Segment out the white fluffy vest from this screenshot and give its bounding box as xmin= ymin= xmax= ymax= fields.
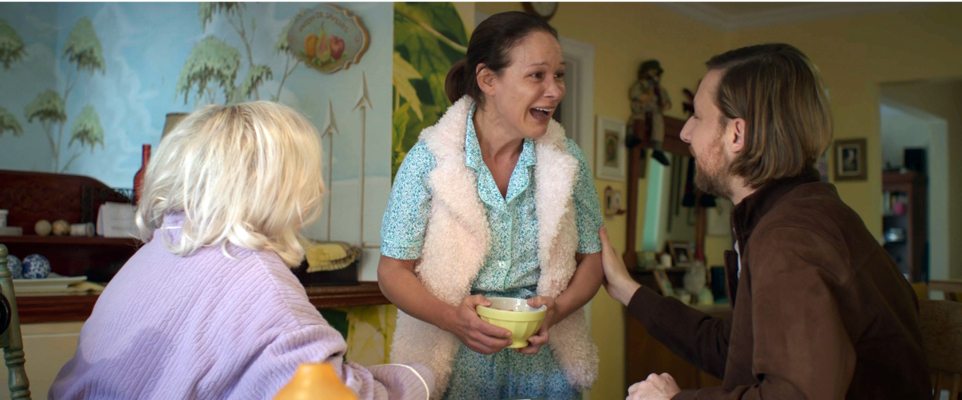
xmin=389 ymin=97 xmax=599 ymax=398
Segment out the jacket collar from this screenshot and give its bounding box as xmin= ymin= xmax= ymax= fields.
xmin=730 ymin=167 xmax=821 ymax=248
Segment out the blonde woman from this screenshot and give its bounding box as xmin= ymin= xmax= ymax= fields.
xmin=51 ymin=102 xmax=433 ymax=400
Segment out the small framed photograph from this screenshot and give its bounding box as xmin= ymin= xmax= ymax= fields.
xmin=669 ymin=241 xmax=692 ymax=267
xmin=834 ymin=138 xmax=867 ymax=181
xmin=595 ymin=115 xmax=627 ymax=182
xmin=603 ymin=186 xmax=625 ymax=217
xmin=653 ymin=269 xmax=674 ymax=297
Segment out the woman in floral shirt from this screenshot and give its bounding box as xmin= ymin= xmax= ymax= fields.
xmin=378 ymin=11 xmax=604 ymax=400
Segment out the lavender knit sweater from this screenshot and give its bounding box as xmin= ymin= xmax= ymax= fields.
xmin=50 ymin=214 xmax=433 ymax=400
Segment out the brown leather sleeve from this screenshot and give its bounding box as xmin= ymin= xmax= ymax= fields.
xmin=627 ymin=285 xmax=732 ymax=379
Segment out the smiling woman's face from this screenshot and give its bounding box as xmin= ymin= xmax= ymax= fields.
xmin=483 ymin=31 xmax=565 ymax=140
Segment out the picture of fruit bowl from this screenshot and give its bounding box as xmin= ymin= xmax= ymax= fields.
xmin=476 ymin=297 xmax=547 ymax=349
xmin=285 ymin=4 xmax=370 ymax=74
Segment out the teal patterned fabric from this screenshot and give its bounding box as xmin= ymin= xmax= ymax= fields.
xmin=443 ymin=345 xmax=580 ymax=400
xmin=380 ymin=105 xmax=602 ymax=399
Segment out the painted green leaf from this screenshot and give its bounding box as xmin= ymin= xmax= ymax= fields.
xmin=24 ymin=90 xmax=66 ymax=124
xmin=199 ymin=2 xmax=241 ymax=30
xmin=394 ymin=15 xmax=454 ymax=91
xmin=63 ymin=17 xmax=105 ymax=75
xmin=345 ymin=305 xmax=397 ymax=366
xmin=176 ymin=36 xmax=241 ymax=104
xmin=392 ymin=102 xmax=411 ymax=154
xmin=319 ymin=308 xmax=349 ymax=340
xmin=392 ymin=2 xmax=467 ymax=179
xmin=0 ymin=19 xmax=27 ymax=69
xmin=395 ymin=3 xmax=467 ymax=52
xmin=69 ymin=104 xmax=104 ymax=151
xmin=275 ymin=19 xmax=294 ymax=53
xmin=392 ymin=52 xmax=423 ymax=121
xmin=236 ymin=64 xmax=273 ymax=103
xmin=0 ymin=107 xmax=23 ymax=137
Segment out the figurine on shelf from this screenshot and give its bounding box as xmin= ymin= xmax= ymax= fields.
xmin=628 ymin=59 xmax=672 ymax=166
xmin=35 ymin=219 xmax=52 ymax=236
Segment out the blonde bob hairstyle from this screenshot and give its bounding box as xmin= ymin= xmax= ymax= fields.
xmin=136 ymin=101 xmax=326 ymax=266
xmin=706 ymin=43 xmax=833 ymax=188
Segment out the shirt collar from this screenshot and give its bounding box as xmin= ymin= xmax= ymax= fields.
xmin=730 ymin=167 xmax=821 ymax=248
xmin=464 ymin=104 xmax=536 ymax=171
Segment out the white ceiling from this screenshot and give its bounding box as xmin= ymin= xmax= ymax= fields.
xmin=656 ymin=2 xmax=935 ymax=31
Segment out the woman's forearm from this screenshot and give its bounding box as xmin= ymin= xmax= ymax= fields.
xmin=552 ymin=252 xmax=604 ymax=324
xmin=377 ymin=255 xmax=455 ymax=331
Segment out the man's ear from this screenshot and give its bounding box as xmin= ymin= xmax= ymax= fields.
xmin=729 ymin=118 xmax=747 ymax=154
xmin=476 ymin=63 xmax=497 ymax=96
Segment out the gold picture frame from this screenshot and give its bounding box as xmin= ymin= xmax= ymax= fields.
xmin=834 ymin=138 xmax=867 ymax=181
xmin=595 ymin=115 xmax=627 ymax=182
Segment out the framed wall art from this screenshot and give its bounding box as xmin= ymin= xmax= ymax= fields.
xmin=834 ymin=138 xmax=867 ymax=181
xmin=595 ymin=115 xmax=627 ymax=182
xmin=669 ymin=241 xmax=692 ymax=267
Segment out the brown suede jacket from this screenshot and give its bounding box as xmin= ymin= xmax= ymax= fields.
xmin=628 ymin=168 xmax=931 ymax=399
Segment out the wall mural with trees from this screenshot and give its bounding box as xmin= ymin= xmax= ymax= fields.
xmin=0 ymin=1 xmax=471 ymax=367
xmin=0 ymin=3 xmax=392 ymax=254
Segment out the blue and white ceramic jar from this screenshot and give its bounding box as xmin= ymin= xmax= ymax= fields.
xmin=22 ymin=254 xmax=50 ymax=279
xmin=5 ymin=254 xmax=22 ymax=279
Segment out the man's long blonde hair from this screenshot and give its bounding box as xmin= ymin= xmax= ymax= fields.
xmin=135 ymin=101 xmax=326 ymax=266
xmin=707 ymin=43 xmax=834 ymax=188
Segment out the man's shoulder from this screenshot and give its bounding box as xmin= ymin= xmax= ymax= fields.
xmin=761 ymin=181 xmax=854 ymax=227
xmin=748 ymin=181 xmax=867 ymax=254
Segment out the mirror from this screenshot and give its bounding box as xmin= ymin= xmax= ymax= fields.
xmin=623 ymin=115 xmax=733 ymax=270
xmin=640 ymin=153 xmax=697 ymax=255
xmin=637 ymin=151 xmax=735 ymax=269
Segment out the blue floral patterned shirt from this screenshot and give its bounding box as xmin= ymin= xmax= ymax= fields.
xmin=381 ymin=106 xmax=603 ymax=296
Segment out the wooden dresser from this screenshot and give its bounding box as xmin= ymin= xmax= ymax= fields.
xmin=626 ymin=269 xmax=730 ymax=392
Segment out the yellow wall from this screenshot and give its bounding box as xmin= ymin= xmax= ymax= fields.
xmin=476 ymin=3 xmax=727 ymax=398
xmin=729 ymin=3 xmax=962 ymax=238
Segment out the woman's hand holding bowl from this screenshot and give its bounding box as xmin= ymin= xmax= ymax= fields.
xmin=445 ymin=294 xmax=513 ymax=355
xmin=515 ymin=296 xmax=555 ymax=354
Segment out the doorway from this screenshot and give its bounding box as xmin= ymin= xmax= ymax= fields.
xmin=879 ymin=98 xmax=948 ymax=282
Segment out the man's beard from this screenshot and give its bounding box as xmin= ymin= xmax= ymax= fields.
xmin=693 ymin=142 xmax=734 ymax=200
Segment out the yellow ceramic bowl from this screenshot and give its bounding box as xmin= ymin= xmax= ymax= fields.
xmin=476 ymin=297 xmax=547 ymax=348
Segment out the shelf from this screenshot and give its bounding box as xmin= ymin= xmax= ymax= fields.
xmin=16 ymin=283 xmax=390 ymax=324
xmin=0 ymin=235 xmax=141 ymax=246
xmin=305 ymin=283 xmax=389 ymax=309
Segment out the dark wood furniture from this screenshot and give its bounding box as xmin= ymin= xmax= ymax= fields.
xmin=0 ymin=170 xmax=140 ymax=278
xmin=626 ymin=269 xmax=729 ymax=392
xmin=919 ymin=300 xmax=962 ymax=400
xmin=12 ymin=283 xmax=388 ymax=324
xmin=882 ymin=170 xmax=927 ymax=282
xmin=0 ymin=169 xmax=390 ymax=324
